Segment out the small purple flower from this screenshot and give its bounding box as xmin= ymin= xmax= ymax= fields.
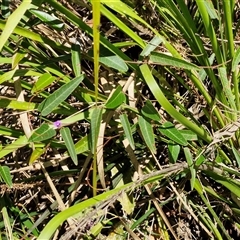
xmin=53 ymin=120 xmax=61 ymax=128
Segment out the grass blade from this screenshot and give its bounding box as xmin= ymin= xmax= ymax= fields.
xmin=60 ymin=127 xmax=78 ymax=165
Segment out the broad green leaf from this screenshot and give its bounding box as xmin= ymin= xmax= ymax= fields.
xmin=60 ymin=127 xmax=78 ymax=165
xmin=105 ymin=85 xmax=126 ymax=109
xmin=73 ymin=135 xmax=89 ymax=155
xmin=71 ymin=44 xmax=81 ymax=77
xmin=0 ymin=135 xmax=28 ymax=158
xmin=90 ymin=107 xmax=103 ymax=153
xmin=29 ymin=148 xmax=45 ymax=165
xmin=0 ymin=166 xmax=12 ymax=187
xmin=29 ymin=9 xmax=64 ymax=30
xmin=29 ymin=124 xmax=56 ymax=142
xmin=149 ymin=52 xmax=199 ymax=70
xmin=138 ymin=116 xmax=156 ymax=154
xmin=0 ymin=0 xmax=31 ymax=52
xmin=184 ymin=147 xmax=195 ymax=191
xmin=140 ymin=35 xmax=162 ymax=57
xmin=195 ymin=153 xmax=206 ymax=166
xmin=88 ymin=47 xmax=128 ymax=72
xmin=38 ymin=75 xmax=84 ymax=116
xmin=120 ymin=113 xmax=135 ymax=150
xmin=141 ymin=100 xmax=161 ymax=122
xmin=232 ymin=47 xmax=240 ymax=72
xmin=159 ymin=122 xmax=188 ymax=146
xmin=179 ymin=130 xmax=198 ymax=141
xmin=31 ymin=73 xmax=56 ymax=94
xmin=168 ymin=142 xmax=180 ymax=164
xmin=232 ymin=146 xmax=240 ymax=168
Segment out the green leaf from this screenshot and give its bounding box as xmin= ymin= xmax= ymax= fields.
xmin=0 ymin=166 xmax=12 ymax=187
xmin=179 ymin=130 xmax=198 ymax=141
xmin=89 ymin=47 xmax=128 ymax=72
xmin=120 ymin=113 xmax=135 ymax=150
xmin=38 ymin=75 xmax=84 ymax=116
xmin=29 ymin=148 xmax=45 ymax=165
xmin=60 ymin=127 xmax=78 ymax=165
xmin=232 ymin=47 xmax=240 ymax=72
xmin=28 ymin=124 xmax=56 ymax=142
xmin=159 ymin=122 xmax=188 ymax=146
xmin=71 ymin=44 xmax=81 ymax=77
xmin=105 ymin=85 xmax=126 ymax=109
xmin=29 ymin=9 xmax=64 ymax=30
xmin=31 ymin=73 xmax=56 ymax=94
xmin=149 ymin=52 xmax=199 ymax=70
xmin=168 ymin=142 xmax=180 ymax=164
xmin=0 ymin=135 xmax=28 ymax=159
xmin=73 ymin=135 xmax=89 ymax=155
xmin=0 ymin=0 xmax=31 ymax=52
xmin=232 ymin=146 xmax=240 ymax=168
xmin=138 ymin=116 xmax=156 ymax=154
xmin=219 ymin=67 xmax=236 ymax=111
xmin=141 ymin=100 xmax=161 ymax=122
xmin=184 ymin=147 xmax=195 ymax=191
xmin=90 ymin=107 xmax=103 ymax=153
xmin=12 ymin=51 xmax=26 ymax=68
xmin=140 ymin=35 xmax=162 ymax=57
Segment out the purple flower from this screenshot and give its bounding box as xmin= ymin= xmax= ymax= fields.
xmin=53 ymin=120 xmax=61 ymax=128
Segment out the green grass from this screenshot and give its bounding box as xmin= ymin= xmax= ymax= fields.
xmin=0 ymin=0 xmax=240 ymax=239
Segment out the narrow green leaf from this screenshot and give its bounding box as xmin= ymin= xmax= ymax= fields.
xmin=149 ymin=52 xmax=199 ymax=70
xmin=232 ymin=47 xmax=240 ymax=72
xmin=29 ymin=9 xmax=64 ymax=30
xmin=60 ymin=127 xmax=78 ymax=165
xmin=232 ymin=146 xmax=240 ymax=168
xmin=38 ymin=75 xmax=84 ymax=116
xmin=159 ymin=122 xmax=188 ymax=146
xmin=71 ymin=44 xmax=81 ymax=77
xmin=90 ymin=107 xmax=103 ymax=153
xmin=31 ymin=73 xmax=56 ymax=94
xmin=0 ymin=135 xmax=28 ymax=158
xmin=139 ymin=64 xmax=212 ymax=143
xmin=138 ymin=116 xmax=156 ymax=154
xmin=204 ymin=0 xmax=219 ymax=19
xmin=120 ymin=113 xmax=135 ymax=150
xmin=184 ymin=147 xmax=196 ymax=191
xmin=29 ymin=148 xmax=45 ymax=165
xmin=219 ymin=67 xmax=236 ymax=111
xmin=105 ymin=85 xmax=126 ymax=109
xmin=141 ymin=100 xmax=161 ymax=122
xmin=28 ymin=124 xmax=56 ymax=142
xmin=0 ymin=166 xmax=12 ymax=187
xmin=12 ymin=51 xmax=26 ymax=68
xmin=0 ymin=0 xmax=31 ymax=52
xmin=37 ymin=182 xmax=133 ymax=239
xmin=168 ymin=142 xmax=180 ymax=164
xmin=140 ymin=35 xmax=162 ymax=57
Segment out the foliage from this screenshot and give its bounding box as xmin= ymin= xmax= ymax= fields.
xmin=0 ymin=0 xmax=240 ymax=239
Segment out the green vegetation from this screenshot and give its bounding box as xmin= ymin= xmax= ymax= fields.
xmin=0 ymin=0 xmax=240 ymax=239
